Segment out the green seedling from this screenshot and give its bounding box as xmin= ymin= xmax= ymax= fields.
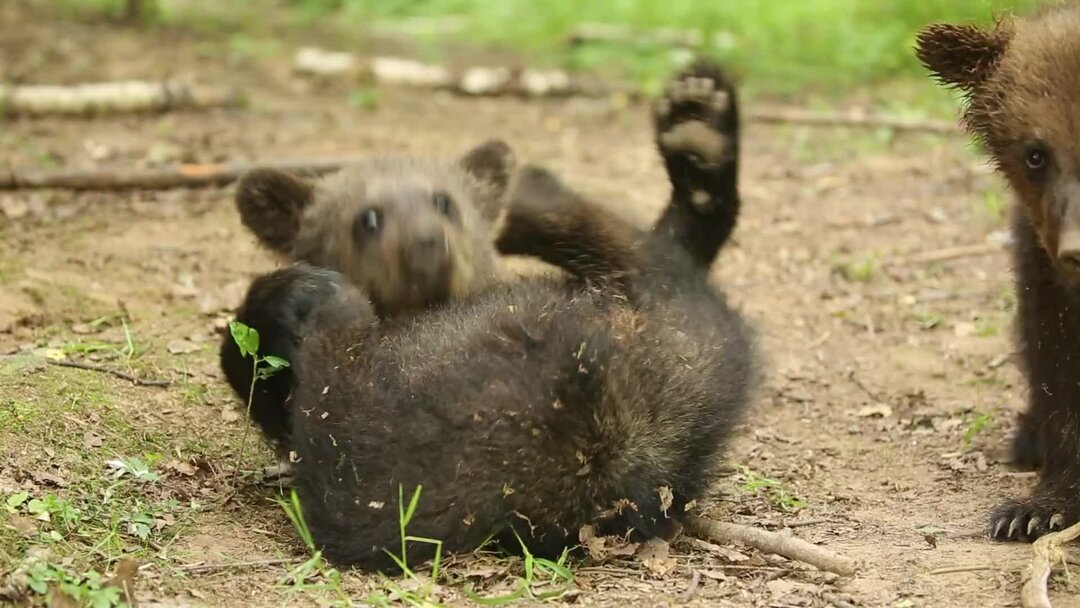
xmin=228 ymin=320 xmax=289 ymax=478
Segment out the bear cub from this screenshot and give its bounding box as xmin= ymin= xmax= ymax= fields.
xmin=917 ymin=3 xmax=1080 ymax=541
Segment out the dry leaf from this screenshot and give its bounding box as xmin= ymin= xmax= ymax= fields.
xmin=855 ymin=403 xmax=892 ymax=418
xmin=657 ymin=485 xmax=674 ymax=515
xmin=106 ymin=557 xmax=139 ymax=606
xmin=167 ymin=339 xmax=200 ymax=355
xmin=83 ymin=432 xmax=103 ymax=449
xmin=164 ymin=460 xmax=198 ymax=477
xmin=7 ymin=514 xmax=36 ymax=537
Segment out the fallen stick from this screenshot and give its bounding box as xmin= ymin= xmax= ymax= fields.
xmin=684 ymin=515 xmax=858 ymax=576
xmin=1021 ymin=521 xmax=1080 ymax=608
xmin=47 ymin=360 xmax=170 ymax=388
xmin=929 ymin=564 xmax=992 ymax=575
xmin=885 ymin=242 xmax=1005 ymax=267
xmin=178 ymin=557 xmax=302 ymax=574
xmin=0 ymin=80 xmax=243 ymax=117
xmin=0 ymin=157 xmax=362 ymax=191
xmin=745 ymin=108 xmax=957 ymax=135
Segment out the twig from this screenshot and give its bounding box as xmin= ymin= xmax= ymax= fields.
xmin=0 ymin=80 xmax=242 ymax=117
xmin=178 ymin=557 xmax=302 ymax=574
xmin=783 ymin=517 xmax=831 ymax=529
xmin=684 ymin=515 xmax=858 ymax=576
xmin=885 ymin=242 xmax=1004 ymax=267
xmin=680 ymin=569 xmax=702 ymax=603
xmin=1021 ymin=521 xmax=1080 ymax=608
xmin=47 ymin=360 xmax=170 ymax=387
xmin=745 ymin=108 xmax=956 ymax=135
xmin=929 ymin=564 xmax=992 ymax=575
xmin=0 ymin=157 xmax=360 ymax=191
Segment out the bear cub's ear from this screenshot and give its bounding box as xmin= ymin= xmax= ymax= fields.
xmin=460 ymin=139 xmax=516 ymax=198
xmin=914 ymin=22 xmax=1011 ymax=91
xmin=235 ymin=168 xmax=316 ymax=255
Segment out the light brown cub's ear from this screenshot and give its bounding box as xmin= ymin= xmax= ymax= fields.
xmin=915 ymin=23 xmax=1011 ymax=91
xmin=235 ymin=168 xmax=315 ymax=255
xmin=460 ymin=139 xmax=516 ymax=197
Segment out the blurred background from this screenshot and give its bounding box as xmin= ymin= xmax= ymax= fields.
xmin=41 ymin=0 xmax=1035 ymax=112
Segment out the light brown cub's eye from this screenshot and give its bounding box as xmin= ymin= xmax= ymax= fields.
xmin=1024 ymin=144 xmax=1050 ymax=172
xmin=433 ymin=192 xmax=453 ymax=216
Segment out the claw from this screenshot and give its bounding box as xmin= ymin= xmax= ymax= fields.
xmin=1050 ymin=513 xmax=1065 ymax=530
xmin=1008 ymin=517 xmax=1023 ymax=539
xmin=1027 ymin=516 xmax=1042 ymax=536
xmin=992 ymin=518 xmax=1008 ymax=538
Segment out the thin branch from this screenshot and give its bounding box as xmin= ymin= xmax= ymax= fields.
xmin=885 ymin=242 xmax=1004 ymax=267
xmin=47 ymin=360 xmax=170 ymax=388
xmin=929 ymin=564 xmax=992 ymax=575
xmin=745 ymin=108 xmax=957 ymax=135
xmin=0 ymin=80 xmax=242 ymax=117
xmin=178 ymin=558 xmax=302 ymax=574
xmin=684 ymin=515 xmax=858 ymax=576
xmin=0 ymin=157 xmax=359 ymax=191
xmin=1021 ymin=521 xmax=1080 ymax=608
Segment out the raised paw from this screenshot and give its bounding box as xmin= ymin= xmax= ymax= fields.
xmin=988 ymin=500 xmax=1073 ymax=542
xmin=653 ymin=60 xmax=739 ymax=204
xmin=650 ymin=58 xmax=742 ymax=267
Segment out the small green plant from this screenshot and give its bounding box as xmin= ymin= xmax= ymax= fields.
xmin=348 ymin=86 xmax=379 ymax=111
xmin=366 ymin=485 xmax=447 ymax=607
xmin=228 ymin=320 xmax=290 ymax=476
xmin=740 ymin=467 xmax=806 ymax=512
xmin=979 ymin=189 xmax=1007 ymax=225
xmin=276 ymin=489 xmax=349 ymax=604
xmin=908 ymin=310 xmax=943 ymax=331
xmin=833 ymin=255 xmax=877 ymax=283
xmin=460 ymin=533 xmax=574 ymax=605
xmin=963 ymin=412 xmax=993 ymax=449
xmin=25 ymin=561 xmax=125 ymax=608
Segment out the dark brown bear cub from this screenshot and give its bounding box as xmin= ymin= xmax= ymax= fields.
xmin=220 ymin=141 xmax=515 ymax=452
xmin=222 ymin=59 xmax=755 ymax=570
xmin=916 ymin=4 xmax=1080 ymax=542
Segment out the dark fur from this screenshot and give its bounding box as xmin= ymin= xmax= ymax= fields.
xmin=916 ymin=2 xmax=1080 ymax=541
xmin=222 ymin=59 xmax=755 ymax=569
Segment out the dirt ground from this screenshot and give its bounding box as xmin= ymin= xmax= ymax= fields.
xmin=2 ymin=5 xmax=1079 ymax=608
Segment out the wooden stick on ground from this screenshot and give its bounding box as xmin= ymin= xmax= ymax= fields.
xmin=684 ymin=515 xmax=858 ymax=576
xmin=47 ymin=360 xmax=170 ymax=388
xmin=745 ymin=108 xmax=957 ymax=135
xmin=1021 ymin=521 xmax=1080 ymax=608
xmin=0 ymin=80 xmax=243 ymax=117
xmin=0 ymin=157 xmax=365 ymax=191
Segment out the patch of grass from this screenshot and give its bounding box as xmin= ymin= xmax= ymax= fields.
xmin=739 ymin=467 xmax=806 ymax=512
xmin=832 ymin=254 xmax=878 ymax=283
xmin=907 ymin=310 xmax=943 ymax=331
xmin=978 ymin=189 xmax=1007 ymax=225
xmin=963 ymin=412 xmax=993 ymax=449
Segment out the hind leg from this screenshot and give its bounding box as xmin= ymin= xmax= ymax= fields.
xmin=652 ymin=59 xmax=741 ymax=267
xmin=220 ymin=263 xmax=376 ymax=480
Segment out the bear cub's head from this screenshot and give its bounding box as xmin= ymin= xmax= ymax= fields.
xmin=235 ymin=140 xmax=515 ymax=316
xmin=917 ymin=5 xmax=1080 ymax=280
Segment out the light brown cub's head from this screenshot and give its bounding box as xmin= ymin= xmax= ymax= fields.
xmin=235 ymin=140 xmax=515 ymax=316
xmin=916 ymin=4 xmax=1080 ymax=277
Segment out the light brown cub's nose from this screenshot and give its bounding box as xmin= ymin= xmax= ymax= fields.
xmin=1058 ymin=230 xmax=1080 ymax=273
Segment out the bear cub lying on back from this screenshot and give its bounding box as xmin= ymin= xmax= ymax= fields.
xmin=220 ymin=59 xmax=756 ymax=570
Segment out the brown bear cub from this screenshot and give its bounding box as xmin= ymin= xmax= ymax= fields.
xmin=221 ymin=58 xmax=754 ymax=570
xmin=917 ymin=4 xmax=1080 ymax=542
xmin=220 ymin=140 xmax=515 ymax=452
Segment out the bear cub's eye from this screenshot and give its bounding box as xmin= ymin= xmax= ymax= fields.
xmin=433 ymin=192 xmax=454 ymax=216
xmin=1024 ymin=143 xmax=1051 ymax=174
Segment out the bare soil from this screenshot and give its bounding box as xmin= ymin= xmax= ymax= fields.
xmin=2 ymin=5 xmax=1078 ymax=608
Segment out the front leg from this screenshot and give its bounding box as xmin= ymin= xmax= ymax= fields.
xmin=494 ymin=165 xmax=643 ymax=290
xmin=989 ymin=408 xmax=1080 ymax=541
